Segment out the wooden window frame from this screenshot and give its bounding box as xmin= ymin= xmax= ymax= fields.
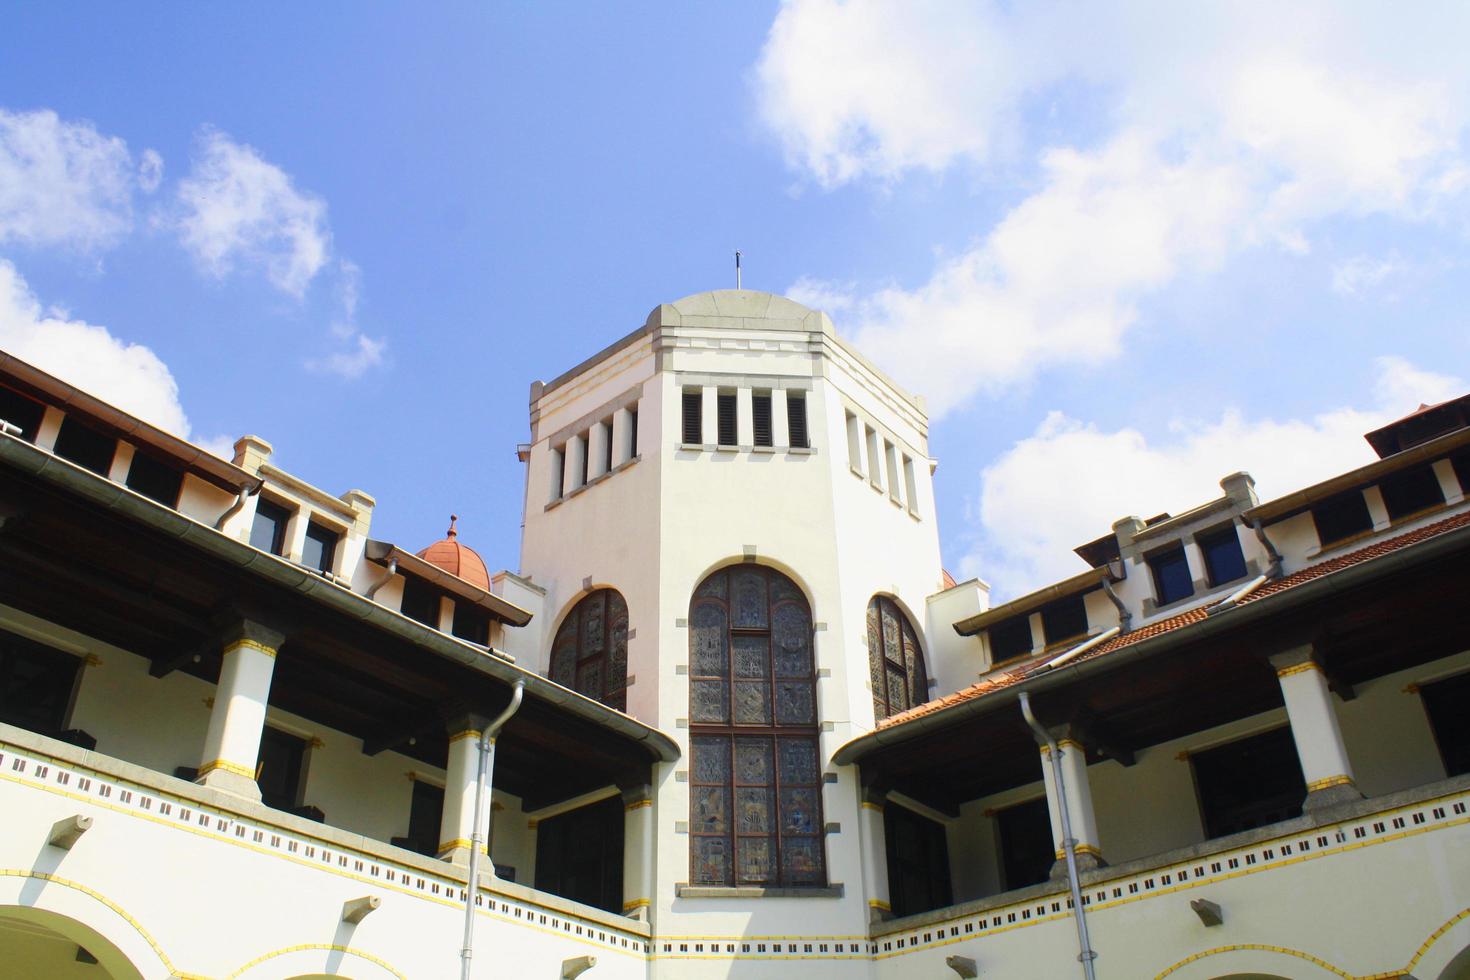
xmin=866 ymin=595 xmax=930 ymax=721
xmin=689 ymin=566 xmax=826 ymax=888
xmin=548 ymin=589 xmax=629 ymax=711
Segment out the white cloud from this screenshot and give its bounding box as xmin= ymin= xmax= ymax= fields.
xmin=0 ymin=108 xmax=140 ymax=251
xmin=962 ymin=357 xmax=1466 ymax=594
xmin=0 ymin=259 xmax=190 ymax=435
xmin=759 ymin=2 xmax=1470 ymax=416
xmin=1331 ymin=255 xmax=1405 ymax=296
xmin=304 ymin=259 xmax=387 ymax=379
xmin=137 ymin=148 xmax=164 ymax=193
xmin=175 ymin=129 xmax=330 ymax=297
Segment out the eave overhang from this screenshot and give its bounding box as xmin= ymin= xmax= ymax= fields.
xmin=953 ymin=564 xmax=1120 ymax=637
xmin=364 ymin=540 xmax=533 ymax=627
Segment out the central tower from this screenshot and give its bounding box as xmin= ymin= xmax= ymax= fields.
xmin=515 ymin=289 xmax=944 ymax=959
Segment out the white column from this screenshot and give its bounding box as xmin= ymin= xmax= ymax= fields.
xmin=35 ymin=406 xmax=63 ymax=452
xmin=1362 ymin=486 xmax=1390 ymax=529
xmin=622 ymin=785 xmax=655 ymax=922
xmin=1039 ymin=735 xmax=1105 ymax=873
xmin=197 ymin=621 xmax=284 ymax=801
xmin=736 ymin=388 xmax=754 ymax=447
xmin=107 ymin=442 xmax=135 ymax=484
xmin=439 ymin=714 xmax=490 ymax=864
xmin=700 ymin=386 xmax=718 ymax=446
xmin=565 ymin=432 xmax=587 ymax=492
xmin=612 ymin=407 xmax=634 ymax=467
xmin=1270 ymin=645 xmax=1361 ymax=808
xmin=1433 ymin=458 xmax=1463 ymax=503
xmin=587 ymin=420 xmax=610 ymax=480
xmin=859 ymin=792 xmax=892 ymax=921
xmin=772 ymin=389 xmax=790 ymax=449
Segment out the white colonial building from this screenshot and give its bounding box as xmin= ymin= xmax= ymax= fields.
xmin=0 ymin=291 xmax=1467 ymax=979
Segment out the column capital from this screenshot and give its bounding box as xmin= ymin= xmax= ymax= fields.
xmin=220 ymin=618 xmax=286 ymax=656
xmin=443 ymin=710 xmax=492 ymax=740
xmin=1268 ymin=642 xmax=1318 ymax=675
xmin=621 ymin=784 xmax=654 ymax=809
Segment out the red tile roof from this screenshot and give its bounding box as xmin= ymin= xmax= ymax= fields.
xmin=879 ymin=508 xmax=1470 ymax=731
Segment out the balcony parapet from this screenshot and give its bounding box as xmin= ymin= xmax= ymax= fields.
xmin=872 ymin=772 xmax=1470 ymax=954
xmin=0 ymin=723 xmax=651 ymax=956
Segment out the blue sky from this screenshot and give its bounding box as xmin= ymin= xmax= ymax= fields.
xmin=2 ymin=2 xmax=1468 ymax=597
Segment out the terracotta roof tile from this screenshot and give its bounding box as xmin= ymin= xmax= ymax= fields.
xmin=878 ymin=508 xmax=1470 ymax=731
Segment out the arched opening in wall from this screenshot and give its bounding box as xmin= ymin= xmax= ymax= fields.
xmin=0 ymin=906 xmax=145 ymax=980
xmin=688 ymin=563 xmax=825 ymax=888
xmin=867 ymin=595 xmax=929 ymax=721
xmin=1440 ymin=945 xmax=1470 ymax=980
xmin=548 ymin=588 xmax=629 ymax=711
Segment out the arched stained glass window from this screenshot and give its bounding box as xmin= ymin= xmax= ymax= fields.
xmin=688 ymin=565 xmax=825 ymax=888
xmin=549 ymin=589 xmax=629 ymax=711
xmin=867 ymin=596 xmax=929 ymax=721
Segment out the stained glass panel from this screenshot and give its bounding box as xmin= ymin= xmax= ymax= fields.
xmin=692 ymin=736 xmax=731 ymax=783
xmin=882 ymin=605 xmax=901 ymax=664
xmin=779 ymin=788 xmax=819 ymax=834
xmin=583 ymin=591 xmax=607 ymax=653
xmin=733 ymin=636 xmax=769 ymax=678
xmin=735 ymin=737 xmax=772 ymax=784
xmin=773 ymin=604 xmax=811 ymax=677
xmin=886 ymin=669 xmax=908 ymax=714
xmin=780 ymin=839 xmax=823 ymax=884
xmin=695 ymin=569 xmax=727 ymax=600
xmin=734 ymin=680 xmax=771 ymax=725
xmin=775 ymin=681 xmax=815 ymax=725
xmin=733 ymin=569 xmax=769 ymax=629
xmin=577 ymin=660 xmax=604 ymax=701
xmin=692 ymin=787 xmax=729 ymax=834
xmin=690 ymin=602 xmax=729 ymax=676
xmin=692 ymin=679 xmax=730 ymax=723
xmin=551 ymin=635 xmax=577 ymax=687
xmin=778 ymin=738 xmax=819 ymax=784
xmin=736 ymin=787 xmax=772 ymax=833
xmin=737 ymin=836 xmax=775 ymax=884
xmin=693 ymin=837 xmax=730 ymax=886
xmin=770 ymin=574 xmax=801 ymax=604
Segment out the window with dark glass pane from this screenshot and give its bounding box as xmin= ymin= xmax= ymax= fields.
xmin=534 ymin=795 xmax=624 ymax=913
xmin=0 ymin=631 xmax=82 ymax=736
xmin=1147 ymin=546 xmax=1193 ymax=606
xmin=1198 ymin=524 xmax=1247 ymax=587
xmin=249 ymin=499 xmax=291 ymax=556
xmin=578 ymin=434 xmax=590 ymax=487
xmin=885 ymin=802 xmax=952 ymax=916
xmin=1452 ymin=450 xmax=1470 ymax=498
xmin=1379 ymin=464 xmax=1444 ymax=521
xmin=995 ymin=796 xmax=1053 ymax=890
xmin=452 ymin=602 xmax=490 ymax=646
xmin=548 ymin=589 xmax=629 ymax=711
xmin=682 ymin=388 xmax=703 ymax=444
xmin=124 ymin=451 xmax=183 ymax=507
xmin=752 ymin=392 xmax=773 ymax=447
xmin=1040 ymin=594 xmax=1088 ymax=646
xmin=53 ymin=415 xmax=115 ymax=475
xmin=300 ymin=521 xmax=339 ymax=574
xmin=866 ymin=596 xmax=930 ymax=721
xmin=1311 ymin=491 xmax=1372 ymax=547
xmin=400 ymin=779 xmax=444 ymax=856
xmin=629 ymin=407 xmax=639 ymax=457
xmin=1191 ymin=727 xmax=1305 ymax=838
xmin=0 ymin=385 xmax=45 ymax=442
xmin=1421 ymin=670 xmax=1470 ymax=778
xmin=256 ymin=726 xmax=307 ymax=811
xmin=399 ymin=577 xmax=441 ymax=628
xmin=786 ymin=393 xmax=809 ymax=449
xmin=988 ymin=616 xmax=1033 ymax=664
xmin=688 ymin=565 xmax=824 ymax=887
xmin=602 ymin=417 xmax=614 ymax=474
xmin=717 ymin=391 xmax=738 ymax=446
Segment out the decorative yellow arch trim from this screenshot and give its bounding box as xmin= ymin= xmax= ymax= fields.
xmin=227 ymin=943 xmax=409 ymax=980
xmin=1153 ymin=943 xmax=1353 ymax=979
xmin=0 ymin=869 xmax=177 ymax=975
xmin=1402 ymin=905 xmax=1470 ymax=975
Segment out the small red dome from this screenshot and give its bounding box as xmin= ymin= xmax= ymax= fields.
xmin=417 ymin=515 xmax=490 ymax=591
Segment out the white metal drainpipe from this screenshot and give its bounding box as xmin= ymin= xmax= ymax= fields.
xmin=1019 ymin=691 xmax=1098 ymax=980
xmin=461 ymin=679 xmax=525 ymax=980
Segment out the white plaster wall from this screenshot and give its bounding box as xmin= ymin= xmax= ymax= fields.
xmin=175 ymin=474 xmax=235 ymax=526
xmin=924 ymin=581 xmax=988 ymax=698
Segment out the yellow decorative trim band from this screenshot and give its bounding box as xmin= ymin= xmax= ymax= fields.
xmin=1307 ymin=774 xmax=1355 ymax=792
xmin=1275 ymin=660 xmax=1320 ymax=678
xmin=226 ymin=943 xmax=409 ymax=980
xmin=436 ymin=838 xmax=489 ymax=855
xmin=867 ymin=899 xmax=891 ymax=911
xmin=197 ymin=758 xmax=257 ymax=780
xmin=623 ymin=898 xmax=651 ymax=911
xmin=1054 ymin=844 xmax=1103 ymax=859
xmin=527 ymin=818 xmax=539 ymax=830
xmin=1057 ymin=738 xmax=1085 ymax=752
xmin=625 ymin=799 xmax=653 ymax=812
xmin=224 ymin=638 xmax=277 ymax=659
xmin=861 ymin=801 xmax=884 ymax=812
xmin=448 ymin=729 xmax=483 ymax=744
xmin=0 ymin=870 xmax=178 ymax=975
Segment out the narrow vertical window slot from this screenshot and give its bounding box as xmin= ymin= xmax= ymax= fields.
xmin=717 ymin=391 xmax=738 ymax=447
xmin=885 ymin=441 xmax=902 ymax=504
xmin=753 ymin=392 xmax=773 ymax=447
xmin=682 ymin=388 xmax=703 ymax=445
xmin=903 ymin=456 xmax=919 ymax=516
xmin=845 ymin=412 xmax=862 ymax=473
xmin=787 ymin=393 xmax=809 ymax=449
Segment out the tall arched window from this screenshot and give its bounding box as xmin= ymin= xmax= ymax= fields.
xmin=688 ymin=565 xmax=825 ymax=887
xmin=549 ymin=589 xmax=629 ymax=711
xmin=867 ymin=596 xmax=929 ymax=721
